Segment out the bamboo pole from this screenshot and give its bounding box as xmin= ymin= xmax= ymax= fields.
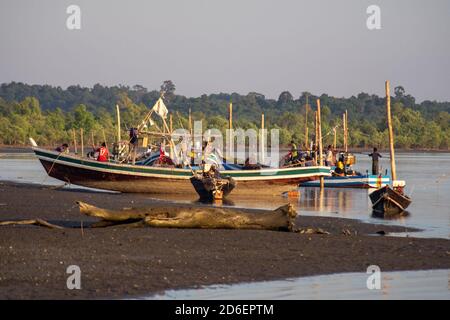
xmin=229 ymin=101 xmax=233 ymax=130
xmin=80 ymin=128 xmax=84 ymax=158
xmin=116 ymin=104 xmax=121 ymax=143
xmin=333 ymin=127 xmax=337 ymax=150
xmin=314 ymin=111 xmax=318 ymax=162
xmin=342 ymin=113 xmax=346 ymax=151
xmin=385 ymin=80 xmax=397 ymax=181
xmin=304 ymin=104 xmax=308 ymax=150
xmin=228 ymin=101 xmax=233 ymax=160
xmin=345 ymin=109 xmax=348 ymax=152
xmin=72 ymin=129 xmax=78 ymax=155
xmin=91 ymin=131 xmax=95 ymax=147
xmin=261 ymin=113 xmax=265 ymax=164
xmin=317 ymin=99 xmax=324 ymax=189
xmin=169 ymin=113 xmax=173 ymax=133
xmin=102 ymin=129 xmax=107 ymax=146
xmin=188 ymin=108 xmax=192 ymax=136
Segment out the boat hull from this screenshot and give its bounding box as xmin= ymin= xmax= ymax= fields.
xmin=299 ymin=174 xmax=390 ymax=188
xmin=34 ymin=148 xmax=330 ymax=196
xmin=369 ymin=185 xmax=412 ymax=216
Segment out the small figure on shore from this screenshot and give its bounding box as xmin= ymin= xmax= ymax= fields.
xmin=96 ymin=142 xmax=109 ymax=162
xmin=325 ymin=145 xmax=334 ymax=166
xmin=369 ymin=147 xmax=382 ymax=175
xmin=55 ymin=143 xmax=69 ymax=154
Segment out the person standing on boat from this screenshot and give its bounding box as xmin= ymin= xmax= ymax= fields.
xmin=96 ymin=142 xmax=109 ymax=162
xmin=129 ymin=127 xmax=138 ymax=165
xmin=325 ymin=145 xmax=334 ymax=166
xmin=290 ymin=140 xmax=298 ymax=161
xmin=368 ymin=147 xmax=382 ymax=175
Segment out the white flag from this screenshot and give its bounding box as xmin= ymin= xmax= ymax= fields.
xmin=152 ymin=98 xmax=168 ymax=119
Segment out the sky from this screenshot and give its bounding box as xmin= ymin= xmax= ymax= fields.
xmin=0 ymin=0 xmax=449 ymax=102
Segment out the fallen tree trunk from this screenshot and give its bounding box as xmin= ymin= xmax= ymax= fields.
xmin=78 ymin=201 xmax=297 ymax=231
xmin=0 ymin=219 xmax=64 ymax=229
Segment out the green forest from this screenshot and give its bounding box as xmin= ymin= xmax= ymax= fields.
xmin=0 ymin=81 xmax=449 ymax=150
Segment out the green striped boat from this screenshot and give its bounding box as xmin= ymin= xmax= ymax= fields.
xmin=32 ymin=147 xmax=331 ymax=196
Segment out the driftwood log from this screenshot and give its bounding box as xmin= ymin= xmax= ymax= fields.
xmin=0 ymin=219 xmax=63 ymax=229
xmin=78 ymin=201 xmax=297 ymax=231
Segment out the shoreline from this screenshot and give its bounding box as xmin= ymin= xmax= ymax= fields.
xmin=0 ymin=181 xmax=449 ymax=299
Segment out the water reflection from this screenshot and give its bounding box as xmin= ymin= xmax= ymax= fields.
xmin=371 ymin=210 xmax=410 ymax=220
xmin=147 ymin=269 xmax=450 ymax=300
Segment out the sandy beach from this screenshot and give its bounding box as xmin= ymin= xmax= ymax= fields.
xmin=0 ymin=181 xmax=449 ymax=299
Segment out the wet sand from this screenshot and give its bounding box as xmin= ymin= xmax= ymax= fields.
xmin=0 ymin=181 xmax=449 ymax=299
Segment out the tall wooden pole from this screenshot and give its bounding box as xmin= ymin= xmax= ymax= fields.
xmin=385 ymin=80 xmax=397 ymax=181
xmin=169 ymin=113 xmax=173 ymax=133
xmin=333 ymin=127 xmax=337 ymax=150
xmin=228 ymin=101 xmax=233 ymax=160
xmin=91 ymin=131 xmax=95 ymax=147
xmin=188 ymin=108 xmax=192 ymax=136
xmin=116 ymin=104 xmax=121 ymax=143
xmin=314 ymin=111 xmax=318 ymax=163
xmin=80 ymin=128 xmax=84 ymax=158
xmin=261 ymin=113 xmax=265 ymax=164
xmin=342 ymin=113 xmax=346 ymax=151
xmin=317 ymin=99 xmax=324 ymax=189
xmin=345 ymin=109 xmax=348 ymax=152
xmin=304 ymin=105 xmax=308 ymax=150
xmin=102 ymin=129 xmax=107 ymax=146
xmin=72 ymin=129 xmax=78 ymax=155
xmin=229 ymin=101 xmax=233 ymax=130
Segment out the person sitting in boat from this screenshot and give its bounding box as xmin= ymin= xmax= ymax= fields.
xmin=55 ymin=143 xmax=69 ymax=154
xmin=334 ymin=160 xmax=345 ymax=176
xmin=368 ymin=147 xmax=382 ymax=175
xmin=325 ymin=145 xmax=334 ymax=166
xmin=95 ymin=142 xmax=109 ymax=162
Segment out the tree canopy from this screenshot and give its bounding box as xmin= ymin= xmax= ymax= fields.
xmin=0 ymin=82 xmax=448 ymax=149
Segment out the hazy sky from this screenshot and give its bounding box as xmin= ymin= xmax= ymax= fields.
xmin=1 ymin=0 xmax=449 ymax=101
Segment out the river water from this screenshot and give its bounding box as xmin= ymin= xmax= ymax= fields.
xmin=3 ymin=152 xmax=447 ymax=238
xmin=149 ymin=269 xmax=450 ymax=300
xmin=1 ymin=151 xmax=449 ymax=299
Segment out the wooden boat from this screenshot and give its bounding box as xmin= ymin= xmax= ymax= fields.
xmin=32 ymin=147 xmax=331 ymax=196
xmin=190 ymin=175 xmax=236 ymax=201
xmin=369 ymin=185 xmax=412 ymax=216
xmin=299 ymin=173 xmax=389 ymax=188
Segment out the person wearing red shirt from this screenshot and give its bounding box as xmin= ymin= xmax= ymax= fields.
xmin=96 ymin=142 xmax=109 ymax=162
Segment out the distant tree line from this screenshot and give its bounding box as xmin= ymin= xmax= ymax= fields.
xmin=0 ymin=82 xmax=449 ymax=150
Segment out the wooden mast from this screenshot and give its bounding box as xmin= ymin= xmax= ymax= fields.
xmin=80 ymin=128 xmax=84 ymax=158
xmin=317 ymin=99 xmax=324 ymax=189
xmin=342 ymin=112 xmax=346 ymax=152
xmin=228 ymin=100 xmax=233 ymax=160
xmin=333 ymin=127 xmax=337 ymax=150
xmin=72 ymin=129 xmax=78 ymax=155
xmin=188 ymin=108 xmax=192 ymax=136
xmin=229 ymin=100 xmax=233 ymax=130
xmin=385 ymin=80 xmax=397 ymax=181
xmin=261 ymin=113 xmax=265 ymax=164
xmin=345 ymin=109 xmax=348 ymax=152
xmin=304 ymin=95 xmax=309 ymax=150
xmin=116 ymin=104 xmax=121 ymax=143
xmin=314 ymin=111 xmax=318 ymax=163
